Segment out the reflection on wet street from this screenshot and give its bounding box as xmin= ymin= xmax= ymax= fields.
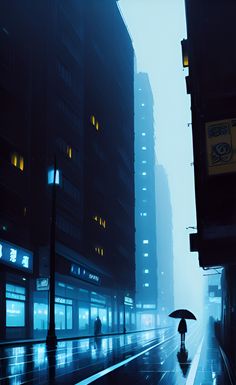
xmin=0 ymin=325 xmax=232 ymax=384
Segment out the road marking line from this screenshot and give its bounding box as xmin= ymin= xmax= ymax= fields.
xmin=186 ymin=337 xmax=204 ymax=385
xmin=75 ymin=334 xmax=175 ymax=385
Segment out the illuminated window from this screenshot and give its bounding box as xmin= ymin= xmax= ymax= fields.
xmin=11 ymin=153 xmax=17 ymax=167
xmin=142 ymin=161 xmax=147 ymax=164
xmin=142 ymin=133 xmax=146 ymax=136
xmin=181 ymin=39 xmax=189 ymax=68
xmin=95 ymin=247 xmax=104 ymax=256
xmin=11 ymin=153 xmax=24 ymax=171
xmin=142 ymin=187 xmax=147 ymax=191
xmin=6 ymin=284 xmax=26 ymax=327
xmin=19 ymin=156 xmax=24 ymax=171
xmin=90 ymin=115 xmax=100 ymax=131
xmin=143 ymin=240 xmax=149 ymax=244
xmin=93 ymin=215 xmax=106 ymax=229
xmin=141 ymin=103 xmax=145 ymax=107
xmin=144 ymin=283 xmax=149 ymax=287
xmin=142 ymin=146 xmax=147 ymax=150
xmin=144 ymin=269 xmax=149 ymax=274
xmin=67 ymin=145 xmax=72 ymax=159
xmin=142 ymin=172 xmax=147 ymax=176
xmin=143 ymin=253 xmax=149 ymax=257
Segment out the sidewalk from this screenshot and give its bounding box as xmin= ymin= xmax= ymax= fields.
xmin=0 ymin=326 xmax=170 ymax=348
xmin=191 ymin=323 xmax=235 ymax=385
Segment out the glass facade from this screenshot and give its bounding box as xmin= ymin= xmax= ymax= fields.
xmin=34 ymin=303 xmax=48 ymax=330
xmin=6 ymin=284 xmax=26 ymax=327
xmin=78 ymin=308 xmax=89 ymax=331
xmin=55 ymin=297 xmax=73 ymax=330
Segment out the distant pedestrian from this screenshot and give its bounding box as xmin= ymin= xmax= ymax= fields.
xmin=178 ymin=318 xmax=187 ymax=346
xmin=94 ymin=316 xmax=102 ymax=336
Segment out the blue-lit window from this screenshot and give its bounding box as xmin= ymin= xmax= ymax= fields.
xmin=143 ymin=240 xmax=149 ymax=244
xmin=142 ymin=172 xmax=147 ymax=176
xmin=34 ymin=303 xmax=48 ymax=330
xmin=142 ymin=146 xmax=147 ymax=150
xmin=6 ymin=284 xmax=26 ymax=327
xmin=48 ymin=168 xmax=60 ymax=185
xmin=55 ymin=297 xmax=72 ymax=330
xmin=144 ymin=283 xmax=150 ymax=287
xmin=142 ymin=133 xmax=146 ymax=136
xmin=143 ymin=253 xmax=149 ymax=257
xmin=79 ymin=307 xmax=89 ymax=331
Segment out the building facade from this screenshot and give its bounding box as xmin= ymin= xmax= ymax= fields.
xmin=183 ymin=0 xmax=236 ymax=372
xmin=0 ymin=0 xmax=135 ymax=341
xmin=155 ymin=164 xmax=174 ymax=325
xmin=134 ymin=72 xmax=158 ymax=329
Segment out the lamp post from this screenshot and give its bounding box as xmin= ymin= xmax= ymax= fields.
xmin=46 ymin=157 xmax=59 ymax=348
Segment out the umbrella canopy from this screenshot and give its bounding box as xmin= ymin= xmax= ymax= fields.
xmin=169 ymin=309 xmax=197 ymax=320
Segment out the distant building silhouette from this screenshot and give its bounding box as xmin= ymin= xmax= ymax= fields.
xmin=155 ymin=165 xmax=174 ymax=325
xmin=134 ymin=72 xmax=158 ymax=329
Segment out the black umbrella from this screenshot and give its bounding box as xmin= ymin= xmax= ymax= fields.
xmin=169 ymin=309 xmax=197 ymax=320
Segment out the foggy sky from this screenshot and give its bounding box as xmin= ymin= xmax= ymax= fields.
xmin=119 ymin=0 xmax=204 ymax=319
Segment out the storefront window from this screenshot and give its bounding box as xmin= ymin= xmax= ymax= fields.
xmin=108 ymin=308 xmax=112 ymax=328
xmin=55 ymin=303 xmax=65 ymax=330
xmin=67 ymin=305 xmax=72 ymax=330
xmin=55 ymin=297 xmax=72 ymax=330
xmin=6 ymin=284 xmax=25 ymax=327
xmin=78 ymin=307 xmax=89 ymax=331
xmin=34 ymin=303 xmax=48 ymax=330
xmin=98 ymin=308 xmax=107 ymax=332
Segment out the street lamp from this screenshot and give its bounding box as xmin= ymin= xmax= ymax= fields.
xmin=46 ymin=157 xmax=60 ymax=348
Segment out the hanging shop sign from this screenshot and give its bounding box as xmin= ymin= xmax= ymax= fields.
xmin=124 ymin=296 xmax=133 ymax=306
xmin=36 ymin=278 xmax=49 ymax=291
xmin=206 ymin=118 xmax=236 ymax=175
xmin=0 ymin=239 xmax=33 ymax=272
xmin=70 ymin=263 xmax=101 ymax=285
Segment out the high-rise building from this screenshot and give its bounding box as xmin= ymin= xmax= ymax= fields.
xmin=0 ymin=0 xmax=135 ymax=341
xmin=155 ymin=164 xmax=174 ymax=325
xmin=134 ymin=72 xmax=158 ymax=329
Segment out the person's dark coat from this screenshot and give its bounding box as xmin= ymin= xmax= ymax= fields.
xmin=178 ymin=318 xmax=187 ymax=334
xmin=94 ymin=316 xmax=102 ymax=336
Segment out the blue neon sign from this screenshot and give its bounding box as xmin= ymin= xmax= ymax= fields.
xmin=70 ymin=263 xmax=101 ymax=285
xmin=0 ymin=239 xmax=33 ymax=272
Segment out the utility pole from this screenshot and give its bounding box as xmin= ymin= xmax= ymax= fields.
xmin=46 ymin=157 xmax=58 ymax=348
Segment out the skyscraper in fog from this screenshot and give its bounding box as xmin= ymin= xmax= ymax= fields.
xmin=134 ymin=72 xmax=158 ymax=329
xmin=155 ymin=164 xmax=174 ymax=325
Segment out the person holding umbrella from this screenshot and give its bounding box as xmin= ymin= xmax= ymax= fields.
xmin=169 ymin=309 xmax=196 ymax=347
xmin=178 ymin=318 xmax=187 ymax=347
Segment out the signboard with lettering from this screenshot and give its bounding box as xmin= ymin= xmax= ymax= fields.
xmin=0 ymin=239 xmax=33 ymax=272
xmin=124 ymin=296 xmax=133 ymax=306
xmin=36 ymin=278 xmax=49 ymax=291
xmin=70 ymin=263 xmax=101 ymax=285
xmin=206 ymin=118 xmax=236 ymax=175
